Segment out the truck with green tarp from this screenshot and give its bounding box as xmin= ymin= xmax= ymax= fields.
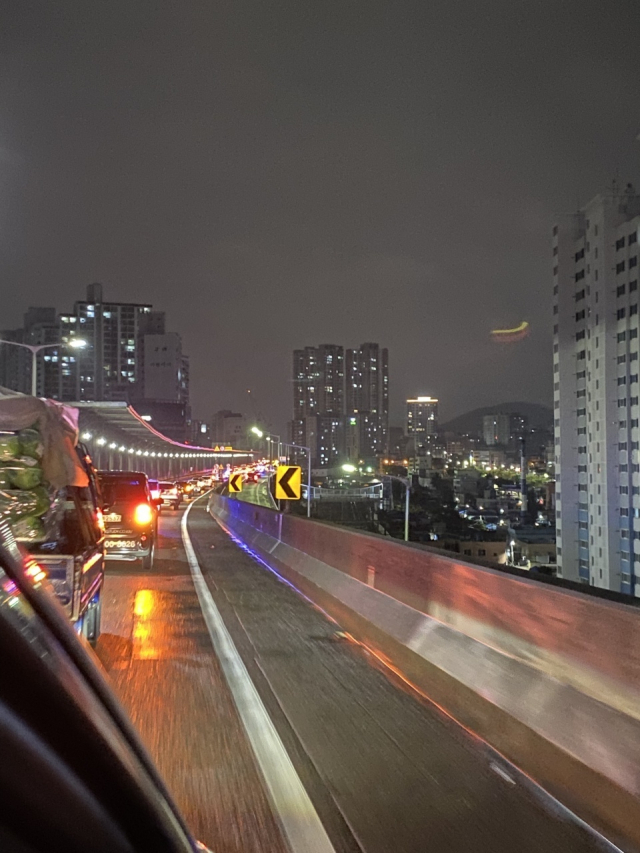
xmin=0 ymin=394 xmax=105 ymax=644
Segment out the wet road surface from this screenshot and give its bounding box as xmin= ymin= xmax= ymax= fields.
xmin=97 ymin=500 xmax=621 ymax=853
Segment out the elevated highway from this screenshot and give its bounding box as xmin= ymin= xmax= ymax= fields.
xmin=72 ymin=401 xmax=253 ymax=476
xmin=95 ymin=492 xmax=639 ymax=852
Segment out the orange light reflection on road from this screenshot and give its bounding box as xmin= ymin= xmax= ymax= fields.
xmin=133 ymin=589 xmax=159 ymax=659
xmin=134 ymin=588 xmax=155 ymax=618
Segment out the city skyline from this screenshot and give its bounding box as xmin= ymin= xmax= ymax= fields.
xmin=2 ymin=5 xmax=639 ymax=431
xmin=0 ymin=7 xmax=639 ymax=849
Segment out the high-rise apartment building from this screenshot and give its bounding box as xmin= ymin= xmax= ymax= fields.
xmin=406 ymin=395 xmax=439 ymax=472
xmin=290 ymin=341 xmax=389 ymax=466
xmin=59 ymin=283 xmax=156 ymax=401
xmin=345 ymin=342 xmax=389 ymax=459
xmin=292 ymin=344 xmax=345 ymax=465
xmin=406 ymin=396 xmax=438 ymax=446
xmin=1 ymin=286 xmax=189 ymax=439
xmin=483 ymin=413 xmax=511 ymax=446
xmin=0 ymin=307 xmax=62 ymax=397
xmin=554 ymin=183 xmax=640 ymax=596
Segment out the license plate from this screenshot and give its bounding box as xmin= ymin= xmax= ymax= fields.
xmin=105 ymin=539 xmax=136 ymax=549
xmin=104 ymin=513 xmax=122 ymax=522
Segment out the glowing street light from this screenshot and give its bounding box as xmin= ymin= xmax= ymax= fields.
xmin=0 ymin=337 xmax=87 ymax=396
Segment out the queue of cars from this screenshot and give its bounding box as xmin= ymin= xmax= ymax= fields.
xmin=97 ymin=473 xmax=216 ymax=568
xmin=0 ymin=399 xmax=217 ymax=849
xmin=0 ymin=483 xmax=213 ymax=853
xmin=222 ymin=461 xmax=273 ymax=484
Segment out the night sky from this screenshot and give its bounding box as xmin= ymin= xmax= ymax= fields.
xmin=1 ymin=2 xmax=639 ymax=431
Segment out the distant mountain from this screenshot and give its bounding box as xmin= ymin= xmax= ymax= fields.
xmin=441 ymin=402 xmax=553 ymax=436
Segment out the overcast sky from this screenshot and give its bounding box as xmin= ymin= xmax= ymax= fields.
xmin=1 ymin=1 xmax=639 ymax=431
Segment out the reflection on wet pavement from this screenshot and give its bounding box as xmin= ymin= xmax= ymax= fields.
xmin=96 ymin=512 xmax=288 ymax=853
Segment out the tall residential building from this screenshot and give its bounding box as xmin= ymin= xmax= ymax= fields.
xmin=59 ymin=283 xmax=155 ymax=401
xmin=0 ymin=307 xmax=61 ymax=397
xmin=292 ymin=344 xmax=345 ymax=465
xmin=345 ymin=342 xmax=389 ymax=459
xmin=483 ymin=413 xmax=511 ymax=446
xmin=0 ymin=286 xmax=190 ymax=439
xmin=554 ymin=183 xmax=640 ymax=596
xmin=406 ymin=396 xmax=439 ymax=447
xmin=291 ymin=341 xmax=389 ymax=466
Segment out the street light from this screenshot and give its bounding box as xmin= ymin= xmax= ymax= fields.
xmin=0 ymin=337 xmax=87 ymax=397
xmin=253 ymin=426 xmax=281 ymax=464
xmin=342 ymin=464 xmax=357 ymax=473
xmin=281 ymin=440 xmax=312 ymax=518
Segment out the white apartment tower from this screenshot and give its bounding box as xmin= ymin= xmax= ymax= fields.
xmin=554 ymin=183 xmax=640 ymax=596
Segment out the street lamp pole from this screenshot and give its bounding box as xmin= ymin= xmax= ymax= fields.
xmin=281 ymin=440 xmax=312 ymax=518
xmin=404 ymin=478 xmax=410 ymax=542
xmin=266 ymin=433 xmax=281 ymax=464
xmin=251 ymin=427 xmax=281 ymax=465
xmin=251 ymin=427 xmax=311 ymax=517
xmin=0 ymin=338 xmax=87 ymax=397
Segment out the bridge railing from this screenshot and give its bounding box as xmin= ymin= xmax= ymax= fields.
xmin=302 ymin=484 xmax=383 ymax=501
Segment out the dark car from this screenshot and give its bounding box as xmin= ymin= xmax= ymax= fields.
xmin=98 ymin=472 xmax=157 ymax=569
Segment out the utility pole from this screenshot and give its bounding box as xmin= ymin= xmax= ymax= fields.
xmin=520 ymin=434 xmax=527 ymax=523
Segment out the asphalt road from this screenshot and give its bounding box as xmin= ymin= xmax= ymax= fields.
xmin=96 ymin=501 xmax=621 ymax=853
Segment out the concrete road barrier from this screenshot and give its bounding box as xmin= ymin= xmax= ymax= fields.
xmin=209 ymin=494 xmax=640 ymax=848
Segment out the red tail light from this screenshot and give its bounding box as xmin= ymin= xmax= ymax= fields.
xmin=133 ymin=503 xmax=154 ymax=525
xmin=25 ymin=560 xmax=47 ymax=584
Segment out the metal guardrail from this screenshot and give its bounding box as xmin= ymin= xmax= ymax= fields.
xmin=302 ymin=484 xmax=383 ymax=502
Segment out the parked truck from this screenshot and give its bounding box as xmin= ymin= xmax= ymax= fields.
xmin=0 ymin=394 xmax=105 ymax=644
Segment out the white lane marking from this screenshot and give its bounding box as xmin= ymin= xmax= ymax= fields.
xmin=489 ymin=762 xmax=516 ymax=785
xmin=181 ymin=503 xmax=337 ymax=853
